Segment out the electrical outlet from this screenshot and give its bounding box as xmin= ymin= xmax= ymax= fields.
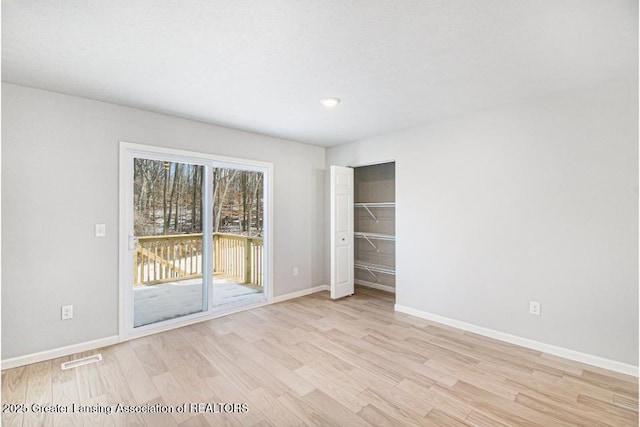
xmin=293 ymin=267 xmax=299 ymax=277
xmin=62 ymin=305 xmax=73 ymax=320
xmin=529 ymin=301 xmax=541 ymax=316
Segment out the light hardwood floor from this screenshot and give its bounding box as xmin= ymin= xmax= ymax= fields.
xmin=2 ymin=286 xmax=638 ymax=426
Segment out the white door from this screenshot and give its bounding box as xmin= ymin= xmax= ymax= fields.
xmin=330 ymin=166 xmax=354 ymax=299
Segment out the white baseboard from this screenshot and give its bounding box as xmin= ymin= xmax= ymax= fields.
xmin=1 ymin=335 xmax=120 ymax=370
xmin=272 ymin=285 xmax=329 ymax=303
xmin=355 ymin=280 xmax=396 ymax=294
xmin=395 ymin=304 xmax=639 ymax=377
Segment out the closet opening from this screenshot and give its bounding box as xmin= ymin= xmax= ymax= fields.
xmin=353 ymin=162 xmax=396 ymax=298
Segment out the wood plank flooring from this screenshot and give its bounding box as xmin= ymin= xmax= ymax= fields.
xmin=2 ymin=286 xmax=638 ymax=426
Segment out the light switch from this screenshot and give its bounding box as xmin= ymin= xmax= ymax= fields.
xmin=95 ymin=224 xmax=106 ymax=238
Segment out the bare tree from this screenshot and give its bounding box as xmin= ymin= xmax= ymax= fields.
xmin=134 ymin=160 xmax=262 ymax=237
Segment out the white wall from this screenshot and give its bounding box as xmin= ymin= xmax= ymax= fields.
xmin=327 ymin=75 xmax=638 ymax=366
xmin=2 ymin=83 xmax=326 ymax=360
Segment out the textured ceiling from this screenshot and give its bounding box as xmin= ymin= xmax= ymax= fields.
xmin=2 ymin=0 xmax=637 ymax=146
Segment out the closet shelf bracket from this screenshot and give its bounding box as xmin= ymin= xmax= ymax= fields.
xmin=359 ymin=265 xmax=378 ymax=281
xmin=362 ymin=235 xmax=379 ymax=251
xmin=362 ymin=205 xmax=377 ymax=222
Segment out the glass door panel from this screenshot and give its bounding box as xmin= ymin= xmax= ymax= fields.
xmin=132 ymin=158 xmax=206 ymax=327
xmin=212 ymin=167 xmax=265 ymax=307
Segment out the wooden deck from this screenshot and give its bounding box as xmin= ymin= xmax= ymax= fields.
xmin=2 ymin=286 xmax=638 ymax=426
xmin=134 ymin=276 xmax=263 ymax=327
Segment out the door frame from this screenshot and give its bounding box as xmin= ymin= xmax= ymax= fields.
xmin=118 ymin=141 xmax=274 ymax=341
xmin=348 ymin=159 xmax=397 ymax=300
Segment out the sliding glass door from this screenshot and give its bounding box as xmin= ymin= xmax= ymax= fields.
xmin=211 ymin=167 xmax=264 ymax=308
xmin=132 ymin=158 xmax=206 ymax=327
xmin=120 ymin=143 xmax=270 ymax=338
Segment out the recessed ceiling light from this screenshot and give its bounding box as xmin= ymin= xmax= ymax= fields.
xmin=320 ymin=97 xmax=340 ymax=108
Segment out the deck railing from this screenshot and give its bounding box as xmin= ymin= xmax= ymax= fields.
xmin=133 ymin=232 xmax=263 ymax=286
xmin=213 ymin=233 xmax=264 ymax=286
